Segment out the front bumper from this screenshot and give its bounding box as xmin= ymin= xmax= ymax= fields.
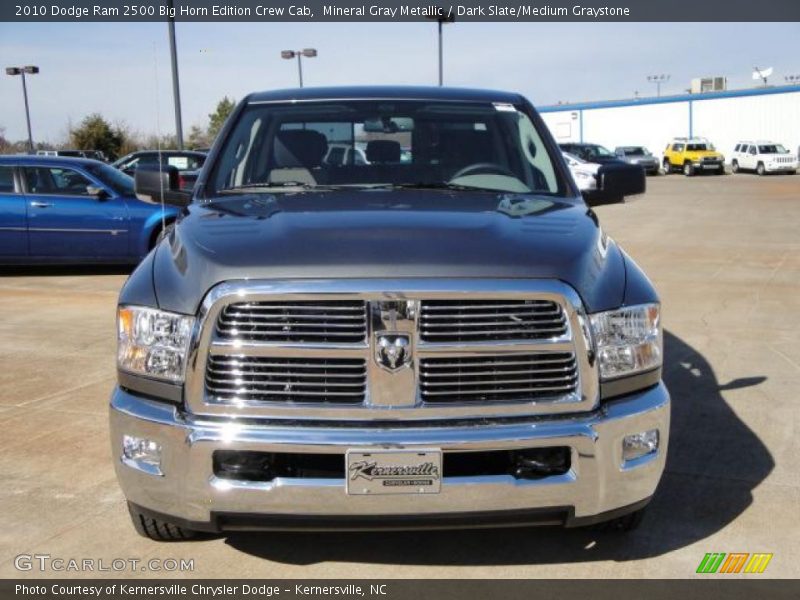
xmin=765 ymin=162 xmax=798 ymax=172
xmin=110 ymin=383 xmax=670 ymax=531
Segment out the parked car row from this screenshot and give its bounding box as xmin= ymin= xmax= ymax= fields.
xmin=559 ymin=143 xmax=647 ymax=205
xmin=0 ymin=155 xmax=179 ymax=264
xmin=112 ymin=150 xmax=207 ymax=191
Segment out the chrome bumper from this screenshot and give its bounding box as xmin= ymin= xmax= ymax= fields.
xmin=110 ymin=383 xmax=670 ymax=530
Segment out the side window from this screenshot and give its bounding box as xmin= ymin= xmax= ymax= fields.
xmin=24 ymin=167 xmax=93 ymax=196
xmin=0 ymin=166 xmax=16 ymax=194
xmin=749 ymin=145 xmax=757 ymax=155
xmin=673 ymin=143 xmax=684 ymax=152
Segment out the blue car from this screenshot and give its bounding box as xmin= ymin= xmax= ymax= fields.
xmin=0 ymin=156 xmax=180 ymax=264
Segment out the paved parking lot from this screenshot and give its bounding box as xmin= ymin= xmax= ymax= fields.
xmin=1 ymin=172 xmax=798 ymax=579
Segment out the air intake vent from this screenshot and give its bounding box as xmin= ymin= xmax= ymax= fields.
xmin=216 ymin=301 xmax=367 ymax=343
xmin=419 ymin=300 xmax=567 ymax=343
xmin=206 ymin=356 xmax=367 ymax=404
xmin=419 ymin=352 xmax=578 ymax=403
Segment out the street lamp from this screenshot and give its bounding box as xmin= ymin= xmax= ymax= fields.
xmin=281 ymin=48 xmax=317 ymax=88
xmin=647 ymin=74 xmax=670 ymax=98
xmin=5 ymin=65 xmax=39 ymax=152
xmin=425 ymin=11 xmax=455 ymax=86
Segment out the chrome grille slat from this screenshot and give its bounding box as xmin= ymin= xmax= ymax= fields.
xmin=420 ymin=302 xmax=555 ymax=311
xmin=418 ymin=352 xmax=578 ymax=403
xmin=206 ymin=356 xmax=366 ymax=404
xmin=422 ymin=384 xmax=576 ymax=397
xmin=217 ymin=300 xmax=367 ymax=343
xmin=418 ymin=299 xmax=568 ymax=343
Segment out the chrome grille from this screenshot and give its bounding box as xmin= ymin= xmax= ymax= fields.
xmin=206 ymin=356 xmax=367 ymax=404
xmin=419 ymin=352 xmax=578 ymax=403
xmin=419 ymin=300 xmax=567 ymax=342
xmin=216 ymin=301 xmax=367 ymax=343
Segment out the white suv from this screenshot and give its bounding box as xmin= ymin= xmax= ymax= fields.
xmin=731 ymin=141 xmax=797 ymax=175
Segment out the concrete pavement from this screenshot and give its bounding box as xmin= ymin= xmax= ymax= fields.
xmin=1 ymin=173 xmax=798 ymax=578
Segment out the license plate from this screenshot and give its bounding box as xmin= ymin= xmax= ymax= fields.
xmin=702 ymin=164 xmax=718 ymax=169
xmin=346 ymin=449 xmax=442 ymax=495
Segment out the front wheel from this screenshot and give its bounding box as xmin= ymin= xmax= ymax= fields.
xmin=662 ymin=158 xmax=671 ymax=174
xmin=731 ymin=160 xmax=739 ymax=173
xmin=683 ymin=162 xmax=694 ymax=177
xmin=757 ymin=162 xmax=766 ymax=176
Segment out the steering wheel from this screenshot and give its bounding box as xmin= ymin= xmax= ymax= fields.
xmin=449 ymin=162 xmax=517 ymax=181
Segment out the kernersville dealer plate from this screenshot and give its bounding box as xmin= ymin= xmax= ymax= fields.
xmin=346 ymin=449 xmax=442 ymax=495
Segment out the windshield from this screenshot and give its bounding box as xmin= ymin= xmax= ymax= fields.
xmin=208 ymin=100 xmax=566 ymax=196
xmin=687 ymin=143 xmax=712 ymax=151
xmin=758 ymin=144 xmax=786 ymax=154
xmin=86 ymin=162 xmax=134 ymax=196
xmin=622 ymin=147 xmax=649 ymax=156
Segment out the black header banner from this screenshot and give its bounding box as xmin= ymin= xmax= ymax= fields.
xmin=3 ymin=0 xmax=800 ymax=22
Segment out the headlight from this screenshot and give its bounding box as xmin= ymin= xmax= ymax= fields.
xmin=118 ymin=306 xmax=194 ymax=382
xmin=589 ymin=303 xmax=661 ymax=380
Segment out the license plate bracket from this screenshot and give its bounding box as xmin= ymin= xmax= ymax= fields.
xmin=346 ymin=449 xmax=442 ymax=495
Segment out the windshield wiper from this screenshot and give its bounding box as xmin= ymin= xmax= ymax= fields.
xmin=373 ymin=182 xmax=499 ymax=193
xmin=218 ymin=181 xmax=330 ymax=193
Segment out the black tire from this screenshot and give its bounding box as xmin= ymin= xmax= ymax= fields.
xmin=662 ymin=158 xmax=671 ymax=174
xmin=683 ymin=162 xmax=694 ymax=177
xmin=128 ymin=503 xmax=197 ymax=541
xmin=731 ymin=160 xmax=739 ymax=173
xmin=717 ymin=165 xmax=725 ymax=175
xmin=591 ymin=507 xmax=647 ymax=532
xmin=756 ymin=162 xmax=766 ymax=176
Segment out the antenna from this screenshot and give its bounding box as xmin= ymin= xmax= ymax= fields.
xmin=153 ymin=43 xmax=166 ymax=235
xmin=752 ymin=66 xmax=773 ymax=87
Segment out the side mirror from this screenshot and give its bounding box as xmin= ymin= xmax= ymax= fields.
xmin=86 ymin=185 xmax=109 ymax=199
xmin=134 ymin=164 xmax=192 ymax=207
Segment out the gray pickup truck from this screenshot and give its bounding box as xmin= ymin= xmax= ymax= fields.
xmin=111 ymin=86 xmax=670 ymax=540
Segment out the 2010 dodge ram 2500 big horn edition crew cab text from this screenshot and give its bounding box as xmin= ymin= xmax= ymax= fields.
xmin=110 ymin=86 xmax=670 ymax=540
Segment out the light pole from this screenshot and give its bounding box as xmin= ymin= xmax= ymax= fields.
xmin=5 ymin=65 xmax=39 ymax=152
xmin=426 ymin=12 xmax=455 ymax=86
xmin=647 ymin=74 xmax=670 ymax=97
xmin=167 ymin=0 xmax=184 ymax=149
xmin=281 ymin=49 xmax=317 ymax=88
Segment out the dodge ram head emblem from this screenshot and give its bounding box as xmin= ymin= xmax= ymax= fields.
xmin=375 ymin=334 xmax=411 ymax=371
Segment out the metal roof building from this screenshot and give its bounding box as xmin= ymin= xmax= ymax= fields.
xmin=538 ymin=84 xmax=800 ymax=161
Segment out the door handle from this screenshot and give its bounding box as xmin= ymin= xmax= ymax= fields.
xmin=30 ymin=201 xmax=53 ymax=208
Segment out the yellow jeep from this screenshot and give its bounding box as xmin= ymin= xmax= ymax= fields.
xmin=663 ymin=138 xmax=725 ymax=176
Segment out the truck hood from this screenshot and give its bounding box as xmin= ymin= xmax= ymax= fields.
xmin=152 ymin=190 xmax=626 ymax=314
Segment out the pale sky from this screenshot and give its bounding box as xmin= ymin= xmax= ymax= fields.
xmin=1 ymin=21 xmax=798 ymax=143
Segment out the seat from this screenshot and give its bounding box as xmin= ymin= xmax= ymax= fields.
xmin=366 ymin=140 xmax=401 ymax=164
xmin=271 ymin=130 xmax=329 ymax=185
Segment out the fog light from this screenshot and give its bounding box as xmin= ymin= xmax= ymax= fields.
xmin=622 ymin=429 xmax=659 ymax=462
xmin=122 ymin=435 xmax=163 ymax=476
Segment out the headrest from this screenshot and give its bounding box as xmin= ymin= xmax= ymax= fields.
xmin=274 ymin=130 xmax=328 ymax=168
xmin=439 ymin=130 xmax=492 ymax=165
xmin=366 ymin=140 xmax=401 ymax=163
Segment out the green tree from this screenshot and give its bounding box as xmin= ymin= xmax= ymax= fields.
xmin=70 ymin=114 xmax=124 ymax=160
xmin=207 ymin=97 xmax=236 ymax=141
xmin=187 ymin=124 xmax=211 ymax=150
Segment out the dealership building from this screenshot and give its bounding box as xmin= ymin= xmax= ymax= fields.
xmin=538 ymin=84 xmax=800 ymax=160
